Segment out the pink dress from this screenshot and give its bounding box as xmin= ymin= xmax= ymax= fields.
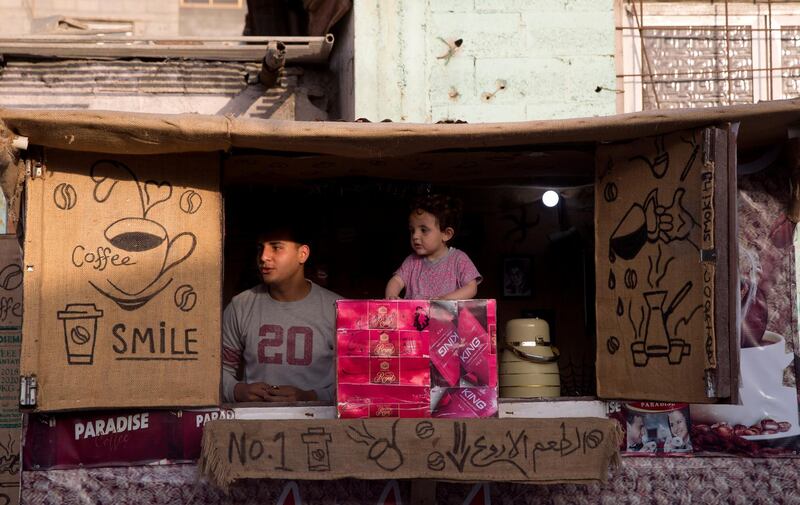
xmin=395 ymin=248 xmax=481 ymax=299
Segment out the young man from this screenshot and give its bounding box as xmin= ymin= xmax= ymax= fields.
xmin=626 ymin=413 xmax=645 ymax=451
xmin=222 ymin=224 xmax=340 ymax=403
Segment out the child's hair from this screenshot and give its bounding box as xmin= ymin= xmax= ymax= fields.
xmin=410 ymin=194 xmax=463 ymax=232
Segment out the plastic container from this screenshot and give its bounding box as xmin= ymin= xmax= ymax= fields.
xmin=499 ymin=318 xmax=560 ymax=398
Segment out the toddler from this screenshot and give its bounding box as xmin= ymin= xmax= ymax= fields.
xmin=385 ymin=194 xmax=481 ymax=300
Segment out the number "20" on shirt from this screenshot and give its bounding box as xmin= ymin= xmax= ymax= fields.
xmin=257 ymin=324 xmax=313 ymax=366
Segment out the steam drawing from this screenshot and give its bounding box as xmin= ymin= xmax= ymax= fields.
xmin=87 ymin=160 xmax=197 ymax=311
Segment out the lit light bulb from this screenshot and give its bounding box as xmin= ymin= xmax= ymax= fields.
xmin=542 ymin=190 xmax=559 ymax=208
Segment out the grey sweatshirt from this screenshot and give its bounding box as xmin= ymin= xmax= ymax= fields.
xmin=221 ymin=281 xmax=340 ymax=402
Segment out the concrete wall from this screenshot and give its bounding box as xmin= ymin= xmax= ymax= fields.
xmin=28 ymin=0 xmax=179 ymax=35
xmin=329 ymin=9 xmax=355 ymax=121
xmin=0 ymin=0 xmax=32 ymax=34
xmin=179 ymin=5 xmax=246 ymax=36
xmin=0 ymin=0 xmax=247 ymax=36
xmin=353 ymin=0 xmax=616 ymax=123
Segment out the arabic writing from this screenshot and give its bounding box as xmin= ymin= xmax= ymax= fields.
xmin=427 ymin=421 xmax=605 ymax=477
xmin=530 ymin=422 xmax=604 ymax=473
xmin=220 ymin=420 xmax=608 ymax=479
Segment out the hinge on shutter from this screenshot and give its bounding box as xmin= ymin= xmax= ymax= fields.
xmin=704 ymin=369 xmax=717 ymax=398
xmin=20 ymin=374 xmax=37 ymax=408
xmin=23 ymin=148 xmax=45 ymax=179
xmin=703 ymin=127 xmax=715 ymax=166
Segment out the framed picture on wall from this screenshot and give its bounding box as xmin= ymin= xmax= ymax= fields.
xmin=502 ymin=256 xmax=533 ymax=297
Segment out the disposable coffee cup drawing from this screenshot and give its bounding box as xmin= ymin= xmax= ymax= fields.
xmin=103 ymin=217 xmax=196 ymax=294
xmin=58 ymin=304 xmax=104 ymax=365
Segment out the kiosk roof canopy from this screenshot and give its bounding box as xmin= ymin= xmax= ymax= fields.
xmin=1 ymin=99 xmax=799 ymax=159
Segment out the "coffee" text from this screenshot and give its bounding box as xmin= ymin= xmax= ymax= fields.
xmin=72 ymin=245 xmax=136 ymax=271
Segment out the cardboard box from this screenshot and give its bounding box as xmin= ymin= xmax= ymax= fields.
xmin=21 ymin=151 xmax=222 ymax=411
xmin=0 ymin=237 xmax=22 ymax=505
xmin=336 ymin=299 xmax=497 ymax=418
xmin=0 ymin=237 xmax=22 ymax=331
xmin=0 ymin=330 xmax=19 ymax=505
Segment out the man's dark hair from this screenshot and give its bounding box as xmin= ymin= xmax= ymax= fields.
xmin=256 ymin=217 xmax=312 ymax=247
xmin=410 ymin=194 xmax=463 ymax=232
xmin=628 ymin=413 xmax=644 ymax=425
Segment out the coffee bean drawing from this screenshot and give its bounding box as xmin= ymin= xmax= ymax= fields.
xmin=0 ymin=264 xmax=22 ymax=291
xmin=607 ymin=336 xmax=620 ymax=354
xmin=71 ymin=325 xmax=91 ymax=345
xmin=427 ymin=451 xmax=445 ymax=471
xmin=180 ymin=190 xmax=203 ymax=214
xmin=624 ymin=269 xmax=638 ymax=289
xmin=174 ymin=284 xmax=197 ymax=312
xmin=53 ymin=183 xmax=77 ymax=210
xmin=604 ymin=182 xmax=618 ymax=202
xmin=415 ymin=421 xmax=435 ymax=439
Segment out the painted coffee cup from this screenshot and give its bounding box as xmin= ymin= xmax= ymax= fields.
xmin=103 ymin=217 xmax=195 ymax=294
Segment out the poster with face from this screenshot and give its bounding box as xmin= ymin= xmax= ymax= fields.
xmin=609 ymin=402 xmax=692 ymax=456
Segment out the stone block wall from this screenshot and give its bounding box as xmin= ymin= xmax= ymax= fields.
xmin=34 ymin=0 xmax=179 ymax=35
xmin=353 ymin=0 xmax=616 ymax=123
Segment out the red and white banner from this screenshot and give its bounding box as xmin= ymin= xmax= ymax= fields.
xmin=23 ymin=408 xmax=233 ymax=470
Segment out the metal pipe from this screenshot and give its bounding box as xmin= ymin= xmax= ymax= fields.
xmin=616 ymin=26 xmax=777 ymax=33
xmin=631 ymin=0 xmax=661 ymax=109
xmin=258 ymin=41 xmax=286 ymax=88
xmin=725 ymin=0 xmax=733 ymax=106
xmin=11 ymin=136 xmax=28 ymax=150
xmin=0 ymin=35 xmax=334 ymax=63
xmin=0 ymin=35 xmax=332 ymax=43
xmin=320 ymin=33 xmax=335 ymax=61
xmin=616 ymin=63 xmax=800 ymax=79
xmin=768 ymin=0 xmax=774 ymax=101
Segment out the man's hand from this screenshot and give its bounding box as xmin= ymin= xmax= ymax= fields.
xmin=266 ymin=385 xmax=318 ymax=403
xmin=234 ymin=382 xmax=272 ymax=402
xmin=233 ymin=382 xmax=317 ymax=403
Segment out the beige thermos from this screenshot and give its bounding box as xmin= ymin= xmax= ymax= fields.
xmin=500 ymin=318 xmax=561 ymax=398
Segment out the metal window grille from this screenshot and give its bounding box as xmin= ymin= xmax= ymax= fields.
xmin=619 ymin=0 xmax=800 ymax=111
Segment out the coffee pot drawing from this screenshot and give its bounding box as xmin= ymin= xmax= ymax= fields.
xmin=88 ymin=160 xmax=197 ymax=311
xmin=631 ymin=284 xmax=693 ymax=367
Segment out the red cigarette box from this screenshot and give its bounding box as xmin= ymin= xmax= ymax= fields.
xmin=336 ymin=299 xmax=497 ymax=418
